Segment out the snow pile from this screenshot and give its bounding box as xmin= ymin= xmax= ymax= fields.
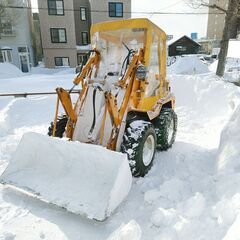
xmin=169 ymin=74 xmax=239 ymax=119
xmin=209 ymin=58 xmax=240 ymax=73
xmin=168 ymin=56 xmax=209 ymax=75
xmin=211 ymin=105 xmax=240 ymax=239
xmin=209 ymin=58 xmax=240 ymax=83
xmin=0 ymin=63 xmax=24 ymax=79
xmin=1 ymin=132 xmax=132 ymax=221
xmin=228 ymin=40 xmax=240 ymax=58
xmin=217 ymin=104 xmax=240 ymax=172
xmin=106 ymin=220 xmax=141 ymax=240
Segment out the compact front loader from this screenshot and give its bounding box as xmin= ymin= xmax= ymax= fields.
xmin=1 ymin=19 xmax=177 ymax=221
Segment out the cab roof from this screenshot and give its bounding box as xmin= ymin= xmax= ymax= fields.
xmin=91 ymin=18 xmax=166 ymax=40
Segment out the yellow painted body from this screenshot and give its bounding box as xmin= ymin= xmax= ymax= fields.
xmin=54 ymin=18 xmax=175 ymax=150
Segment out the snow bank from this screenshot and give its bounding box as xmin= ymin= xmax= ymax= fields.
xmin=168 ymin=56 xmax=209 ymax=75
xmin=217 ymin=105 xmax=240 ymax=172
xmin=228 ymin=40 xmax=240 ymax=59
xmin=169 ymin=74 xmax=239 ymax=119
xmin=209 ymin=58 xmax=240 ymax=83
xmin=0 ymin=63 xmax=24 ymax=79
xmin=1 ymin=132 xmax=132 ymax=221
xmin=209 ymin=58 xmax=240 ymax=73
xmin=106 ymin=220 xmax=141 ymax=240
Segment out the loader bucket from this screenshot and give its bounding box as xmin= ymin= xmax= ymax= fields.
xmin=0 ymin=132 xmax=132 ymax=221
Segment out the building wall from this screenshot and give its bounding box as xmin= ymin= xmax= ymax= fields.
xmin=73 ymin=0 xmax=91 ymax=46
xmin=207 ymin=0 xmax=228 ymax=40
xmin=38 ymin=0 xmax=78 ymax=67
xmin=38 ymin=0 xmax=132 ymax=68
xmin=43 ymin=48 xmax=77 ymax=68
xmin=89 ymin=0 xmax=131 ymax=24
xmin=32 ymin=13 xmax=43 ymax=64
xmin=0 ymin=1 xmax=34 ymax=71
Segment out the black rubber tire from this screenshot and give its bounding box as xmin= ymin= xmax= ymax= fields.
xmin=153 ymin=108 xmax=177 ymax=151
xmin=48 ymin=115 xmax=68 ymax=138
xmin=121 ymin=121 xmax=157 ymax=177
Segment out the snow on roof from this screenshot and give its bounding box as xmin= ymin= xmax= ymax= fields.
xmin=167 ymin=35 xmax=201 ymax=46
xmin=1 ymin=46 xmax=12 ymax=50
xmin=76 ymin=44 xmax=92 ymax=51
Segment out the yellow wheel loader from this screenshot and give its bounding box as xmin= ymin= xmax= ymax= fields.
xmin=1 ymin=19 xmax=177 ymax=221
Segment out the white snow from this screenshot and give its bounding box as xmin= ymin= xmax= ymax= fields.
xmin=209 ymin=58 xmax=240 ymax=83
xmin=1 ymin=64 xmax=240 ymax=239
xmin=1 ymin=132 xmax=132 ymax=221
xmin=106 ymin=220 xmax=142 ymax=240
xmin=0 ymin=63 xmax=24 ymax=79
xmin=167 ymin=56 xmax=209 ymax=75
xmin=217 ymin=104 xmax=240 ymax=172
xmin=228 ymin=40 xmax=240 ymax=58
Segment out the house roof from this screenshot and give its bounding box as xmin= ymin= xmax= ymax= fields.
xmin=168 ymin=35 xmax=201 ymax=47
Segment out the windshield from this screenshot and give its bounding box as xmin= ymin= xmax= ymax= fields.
xmin=91 ymin=28 xmax=146 ymax=80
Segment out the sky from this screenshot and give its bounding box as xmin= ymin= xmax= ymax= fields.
xmin=30 ymin=0 xmax=208 ymax=39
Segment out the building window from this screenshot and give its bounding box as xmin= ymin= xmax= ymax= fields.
xmin=2 ymin=49 xmax=13 ymax=62
xmin=18 ymin=47 xmax=28 ymax=53
xmin=77 ymin=53 xmax=88 ymax=65
xmin=176 ymin=46 xmax=187 ymax=51
xmin=109 ymin=2 xmax=123 ymax=17
xmin=55 ymin=57 xmax=69 ymax=66
xmin=1 ymin=20 xmax=14 ymax=36
xmin=80 ymin=7 xmax=87 ymax=21
xmin=81 ymin=32 xmax=89 ymax=45
xmin=48 ymin=0 xmax=64 ymax=15
xmin=50 ymin=28 xmax=67 ymax=43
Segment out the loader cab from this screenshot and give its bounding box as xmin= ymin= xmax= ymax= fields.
xmin=90 ymin=19 xmax=168 ymax=109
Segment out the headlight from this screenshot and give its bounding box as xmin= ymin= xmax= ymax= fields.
xmin=136 ymin=64 xmax=148 ymax=81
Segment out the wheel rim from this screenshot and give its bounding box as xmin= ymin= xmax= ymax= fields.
xmin=143 ymin=135 xmax=155 ymax=166
xmin=167 ymin=119 xmax=174 ymax=144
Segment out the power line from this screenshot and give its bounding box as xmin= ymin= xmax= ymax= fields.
xmin=149 ymin=0 xmax=185 ymax=18
xmin=1 ymin=5 xmax=226 ymax=15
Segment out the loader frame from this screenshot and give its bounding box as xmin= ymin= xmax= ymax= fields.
xmin=53 ymin=18 xmax=175 ymax=150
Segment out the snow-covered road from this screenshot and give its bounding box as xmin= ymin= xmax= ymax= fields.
xmin=1 ymin=68 xmax=240 ymax=240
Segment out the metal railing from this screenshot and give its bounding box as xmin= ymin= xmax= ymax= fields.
xmin=0 ymin=90 xmax=80 ymax=98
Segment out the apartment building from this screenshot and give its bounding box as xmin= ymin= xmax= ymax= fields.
xmin=207 ymin=0 xmax=240 ymax=41
xmin=207 ymin=0 xmax=228 ymax=40
xmin=0 ymin=0 xmax=34 ymax=72
xmin=38 ymin=0 xmax=131 ymax=68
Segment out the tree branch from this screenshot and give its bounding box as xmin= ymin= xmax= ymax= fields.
xmin=201 ymin=3 xmax=228 ymax=14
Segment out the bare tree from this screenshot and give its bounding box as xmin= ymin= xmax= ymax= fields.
xmin=0 ymin=0 xmax=24 ymax=38
xmin=188 ymin=0 xmax=240 ymax=77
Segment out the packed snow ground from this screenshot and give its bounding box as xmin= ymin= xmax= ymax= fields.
xmin=1 ymin=63 xmax=240 ymax=239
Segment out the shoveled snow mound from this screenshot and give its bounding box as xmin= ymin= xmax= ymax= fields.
xmin=106 ymin=220 xmax=141 ymax=240
xmin=209 ymin=58 xmax=240 ymax=73
xmin=209 ymin=58 xmax=240 ymax=83
xmin=217 ymin=104 xmax=240 ymax=172
xmin=1 ymin=132 xmax=132 ymax=221
xmin=169 ymin=73 xmax=240 ymax=119
xmin=168 ymin=56 xmax=209 ymax=75
xmin=0 ymin=63 xmax=24 ymax=79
